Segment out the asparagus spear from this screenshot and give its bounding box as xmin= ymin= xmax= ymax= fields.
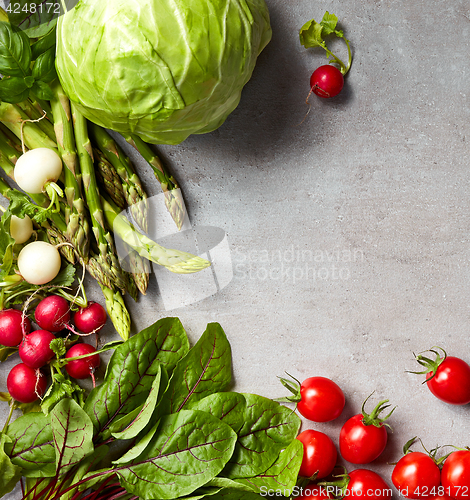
xmin=71 ymin=103 xmax=127 ymax=294
xmin=99 ymin=284 xmax=131 ymax=341
xmin=0 ymin=123 xmax=23 ymax=153
xmin=0 ymin=130 xmax=20 ymax=165
xmin=94 ymin=148 xmax=127 ymax=211
xmin=50 ymin=82 xmax=90 ymax=260
xmin=17 ymin=99 xmax=56 ymax=143
xmin=89 ymin=124 xmax=148 ymax=233
xmin=0 ymin=102 xmax=57 ymax=151
xmin=101 ymin=195 xmax=210 ymax=274
xmin=125 ymin=134 xmax=185 ymax=230
xmin=121 ymin=242 xmax=151 ymax=296
xmin=0 ymin=145 xmax=132 ymax=340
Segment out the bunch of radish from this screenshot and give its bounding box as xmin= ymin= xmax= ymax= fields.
xmin=0 ymin=295 xmax=107 ymax=404
xmin=299 ymin=12 xmax=352 ymax=99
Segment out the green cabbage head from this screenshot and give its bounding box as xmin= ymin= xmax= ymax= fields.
xmin=56 ymin=0 xmax=272 ymax=144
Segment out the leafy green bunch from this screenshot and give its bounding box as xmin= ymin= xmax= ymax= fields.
xmin=0 ymin=22 xmax=57 ymax=103
xmin=0 ymin=318 xmax=303 ymax=500
xmin=299 ymin=12 xmax=352 ymax=75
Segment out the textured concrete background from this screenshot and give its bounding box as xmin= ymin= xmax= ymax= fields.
xmin=2 ymin=0 xmax=470 ymax=497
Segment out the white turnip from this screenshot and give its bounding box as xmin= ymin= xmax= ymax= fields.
xmin=14 ymin=148 xmax=62 ymax=194
xmin=17 ymin=241 xmax=62 ymax=285
xmin=10 ymin=215 xmax=33 ymax=244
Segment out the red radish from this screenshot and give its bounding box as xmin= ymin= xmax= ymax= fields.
xmin=0 ymin=309 xmax=31 ymax=347
xmin=73 ymin=302 xmax=107 ymax=334
xmin=310 ymin=65 xmax=344 ymax=98
xmin=65 ymin=343 xmax=100 ymax=380
xmin=7 ymin=363 xmax=47 ymax=403
xmin=35 ymin=295 xmax=72 ymax=332
xmin=19 ymin=330 xmax=56 ymax=369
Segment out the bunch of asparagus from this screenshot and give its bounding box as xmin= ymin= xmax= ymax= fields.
xmin=0 ymin=86 xmax=209 ymax=340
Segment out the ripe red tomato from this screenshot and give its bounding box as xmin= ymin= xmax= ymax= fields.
xmin=296 ymin=484 xmax=332 ymax=500
xmin=391 ymin=452 xmax=441 ymax=499
xmin=441 ymin=450 xmax=470 ymax=500
xmin=426 ymin=357 xmax=470 ymax=405
xmin=339 ymin=397 xmax=394 ymax=464
xmin=340 ymin=414 xmax=387 ymax=464
xmin=296 ymin=429 xmax=337 ymax=478
xmin=346 ymin=469 xmax=392 ymax=500
xmin=297 ymin=377 xmax=345 ymax=422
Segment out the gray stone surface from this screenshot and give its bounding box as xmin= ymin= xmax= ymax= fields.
xmin=1 ymin=0 xmax=470 ymax=498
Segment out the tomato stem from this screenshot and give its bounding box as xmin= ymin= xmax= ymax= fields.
xmin=274 ymin=372 xmax=302 ymax=403
xmin=361 ymin=393 xmax=396 ymax=429
xmin=408 ymin=346 xmax=447 ymax=383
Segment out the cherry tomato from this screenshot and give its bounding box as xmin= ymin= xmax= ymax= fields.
xmin=310 ymin=65 xmax=344 ymax=98
xmin=298 ymin=377 xmax=345 ymax=422
xmin=296 ymin=429 xmax=337 ymax=478
xmin=426 ymin=357 xmax=470 ymax=405
xmin=346 ymin=469 xmax=392 ymax=500
xmin=340 ymin=414 xmax=387 ymax=464
xmin=296 ymin=484 xmax=332 ymax=500
xmin=339 ymin=397 xmax=394 ymax=464
xmin=441 ymin=450 xmax=470 ymax=500
xmin=391 ymin=452 xmax=440 ymax=499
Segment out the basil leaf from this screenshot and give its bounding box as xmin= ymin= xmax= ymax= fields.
xmin=84 ymin=317 xmax=189 ymax=434
xmin=32 ymin=47 xmax=56 ymax=82
xmin=0 ymin=21 xmax=31 ymax=77
xmin=31 ymin=79 xmax=55 ymax=100
xmin=0 ymin=432 xmax=22 ymax=496
xmin=31 ymin=26 xmax=56 ymax=59
xmin=159 ymin=322 xmax=232 ymax=414
xmin=51 ymin=398 xmax=94 ymax=474
xmin=8 ymin=0 xmax=58 ymax=39
xmin=187 ymin=392 xmax=246 ymax=433
xmin=0 ymin=76 xmax=30 ymax=103
xmin=113 ymin=410 xmax=237 ymax=499
xmin=5 ymin=412 xmax=56 ymax=477
xmin=234 ymin=439 xmax=303 ymax=494
xmin=221 ymin=393 xmax=301 ymax=479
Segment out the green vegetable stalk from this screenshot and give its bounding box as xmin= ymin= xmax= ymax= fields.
xmin=99 ymin=284 xmax=131 ymax=341
xmin=299 ymin=11 xmax=352 ymax=76
xmin=0 ymin=130 xmax=20 ymax=166
xmin=71 ymin=103 xmax=127 ymax=294
xmin=94 ymin=148 xmax=127 ymax=211
xmin=0 ymin=102 xmax=57 ymax=151
xmin=101 ymin=195 xmax=210 ymax=274
xmin=125 ymin=134 xmax=185 ymax=230
xmin=89 ymin=124 xmax=148 ymax=233
xmin=17 ymin=99 xmax=56 ymax=142
xmin=50 ymin=81 xmax=90 ymax=260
